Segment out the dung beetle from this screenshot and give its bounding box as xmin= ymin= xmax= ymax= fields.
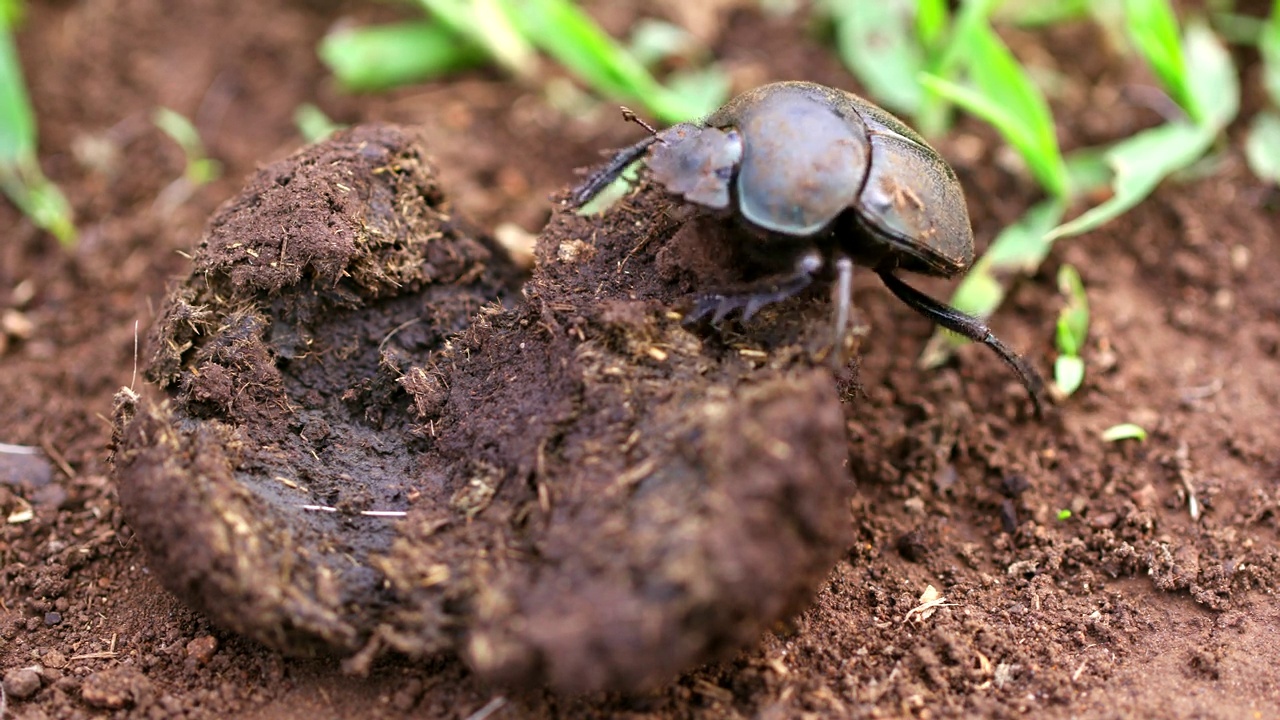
xmin=571 ymin=81 xmax=1045 ymax=415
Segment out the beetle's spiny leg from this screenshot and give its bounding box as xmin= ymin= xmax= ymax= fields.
xmin=570 ymin=135 xmax=659 ymax=207
xmin=877 ymin=270 xmax=1046 ymax=417
xmin=685 ymin=250 xmax=823 ymax=326
xmin=831 ymin=256 xmax=854 ymax=369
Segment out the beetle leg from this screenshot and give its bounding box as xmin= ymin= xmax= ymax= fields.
xmin=877 ymin=270 xmax=1046 ymax=417
xmin=570 ymin=136 xmax=659 ymax=207
xmin=830 ymin=256 xmax=854 ymax=368
xmin=686 ymin=250 xmax=824 ymax=326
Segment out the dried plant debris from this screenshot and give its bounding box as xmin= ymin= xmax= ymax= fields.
xmin=111 ymin=124 xmax=855 ymax=693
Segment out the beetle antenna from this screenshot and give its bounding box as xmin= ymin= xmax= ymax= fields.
xmin=877 ymin=270 xmax=1046 ymax=417
xmin=620 ymin=106 xmax=660 ymax=138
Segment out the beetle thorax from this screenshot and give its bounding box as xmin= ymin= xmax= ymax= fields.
xmin=729 ymin=92 xmax=870 ymax=237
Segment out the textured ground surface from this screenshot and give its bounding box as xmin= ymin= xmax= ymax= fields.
xmin=2 ymin=2 xmax=1278 ymax=718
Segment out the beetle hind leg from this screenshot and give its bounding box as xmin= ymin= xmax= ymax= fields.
xmin=877 ymin=269 xmax=1047 ymax=416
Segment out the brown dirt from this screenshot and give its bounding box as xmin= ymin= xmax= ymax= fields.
xmin=3 ymin=2 xmax=1279 ymax=719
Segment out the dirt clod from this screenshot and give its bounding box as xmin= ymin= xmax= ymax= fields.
xmin=80 ymin=666 xmax=152 ymax=710
xmin=111 ymin=124 xmax=855 ymax=694
xmin=2 ymin=666 xmax=41 ymax=700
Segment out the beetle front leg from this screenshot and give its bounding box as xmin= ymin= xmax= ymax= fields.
xmin=685 ymin=250 xmax=824 ymax=326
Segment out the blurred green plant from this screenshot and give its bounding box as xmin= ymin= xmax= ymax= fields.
xmin=821 ymin=0 xmax=955 ymax=136
xmin=319 ymin=0 xmax=728 ymax=124
xmin=1245 ymin=0 xmax=1280 ymax=183
xmin=0 ymin=0 xmax=21 ymax=26
xmin=0 ymin=9 xmax=76 ymax=244
xmin=1052 ymin=264 xmax=1088 ymax=397
xmin=294 ymin=103 xmax=346 ymax=143
xmin=320 ymin=20 xmax=488 ymax=91
xmin=1102 ymin=423 xmax=1148 ymax=442
xmin=825 ymin=0 xmax=1240 ymax=379
xmin=152 ymin=107 xmax=221 ymax=187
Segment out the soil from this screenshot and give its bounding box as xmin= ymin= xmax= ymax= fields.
xmin=2 ymin=2 xmax=1279 ymax=719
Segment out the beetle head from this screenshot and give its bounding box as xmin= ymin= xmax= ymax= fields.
xmin=646 ymin=123 xmax=743 ymax=210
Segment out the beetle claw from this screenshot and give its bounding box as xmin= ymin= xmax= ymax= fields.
xmin=740 ymin=295 xmax=770 ymax=324
xmin=710 ymin=297 xmax=738 ymax=326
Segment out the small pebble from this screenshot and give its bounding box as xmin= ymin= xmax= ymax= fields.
xmin=41 ymin=649 xmax=67 ymax=669
xmin=1 ymin=309 xmax=35 ymax=339
xmin=80 ymin=667 xmax=149 ymax=710
xmin=185 ymin=635 xmax=218 ymax=665
xmin=3 ymin=666 xmax=42 ymax=699
xmin=44 ymin=611 xmax=62 ymax=626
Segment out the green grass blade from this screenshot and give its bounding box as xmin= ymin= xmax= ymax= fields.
xmin=0 ymin=0 xmax=22 ymax=27
xmin=919 ymin=47 xmax=1068 ymax=199
xmin=1047 ymin=122 xmax=1211 ymax=240
xmin=913 ymin=0 xmax=954 ymax=136
xmin=415 ymin=0 xmax=537 ymax=79
xmin=294 ymin=103 xmax=345 ymax=144
xmin=152 ymin=107 xmax=205 ymax=159
xmin=627 ymin=18 xmax=696 ymax=68
xmin=1246 ymin=110 xmax=1280 ymax=183
xmin=1123 ymin=0 xmax=1196 ymax=120
xmin=995 ymin=0 xmax=1093 ymax=27
xmin=915 ymin=0 xmax=949 ymax=49
xmin=663 ymin=65 xmax=732 ymax=120
xmin=963 ymin=23 xmax=1067 ymax=197
xmin=1211 ymin=11 xmax=1266 ymax=46
xmin=1048 ymin=22 xmax=1236 ymax=240
xmin=505 ymin=0 xmax=722 ymax=122
xmin=1055 ymin=355 xmax=1085 ymax=396
xmin=0 ymin=162 xmax=77 ymax=244
xmin=1182 ymin=21 xmax=1239 ymax=129
xmin=0 ymin=14 xmax=75 ymax=244
xmin=1262 ymin=0 xmax=1280 ymax=105
xmin=826 ymin=0 xmax=925 ymax=115
xmin=1102 ymin=423 xmax=1147 ymax=442
xmin=926 ymin=0 xmax=1008 ymax=88
xmin=152 ymin=107 xmax=221 ymax=185
xmin=0 ymin=13 xmax=34 ymax=163
xmin=1055 ymin=264 xmax=1088 ymax=356
xmin=320 ymin=21 xmax=487 ymax=91
xmin=919 ymin=197 xmax=1066 ymax=367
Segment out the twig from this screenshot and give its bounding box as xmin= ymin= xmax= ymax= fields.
xmin=297 ymin=504 xmax=407 ymax=518
xmin=68 ymin=633 xmax=120 ymax=661
xmin=131 ymin=319 xmax=139 ymax=391
xmin=1173 ymin=441 xmax=1201 ymax=521
xmin=68 ymin=651 xmax=118 ymax=661
xmin=378 ymin=318 xmax=422 ymax=354
xmin=40 ymin=440 xmax=75 ymax=480
xmin=464 ymin=697 xmax=507 ymax=720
